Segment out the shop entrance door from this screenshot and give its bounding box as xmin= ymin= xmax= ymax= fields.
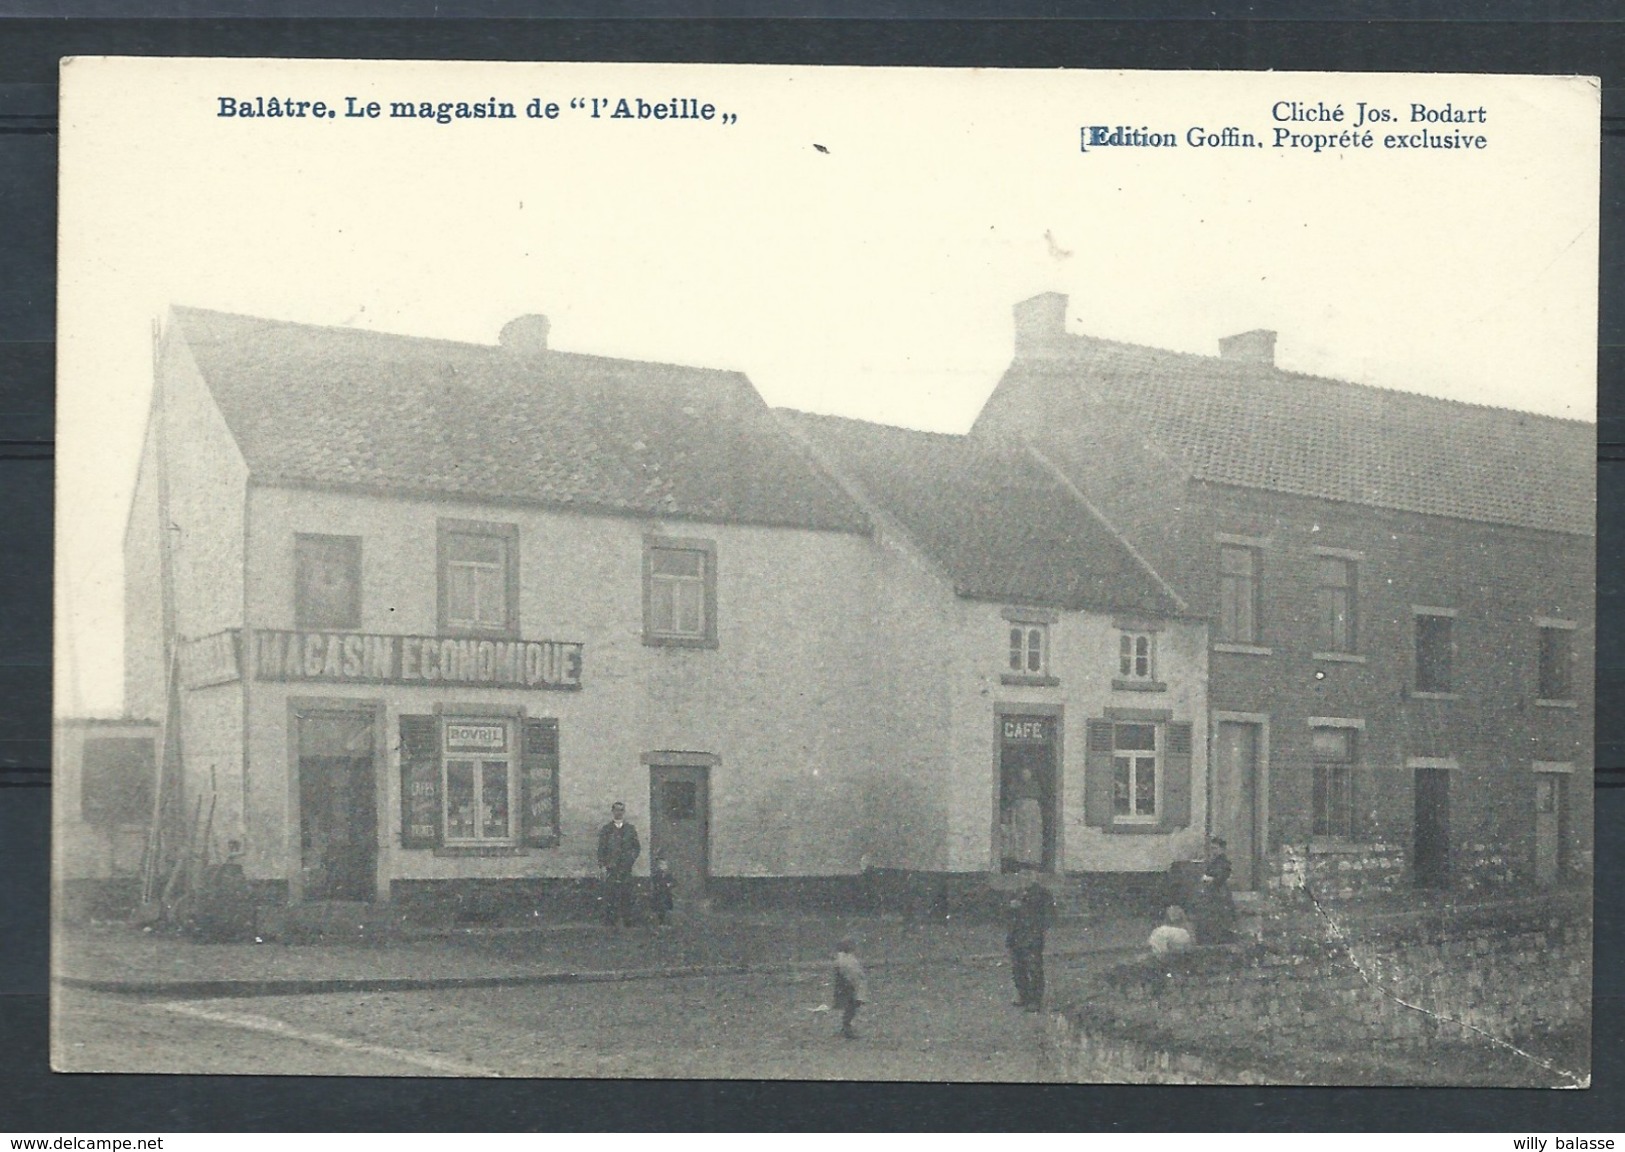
xmin=1413 ymin=767 xmax=1451 ymax=889
xmin=649 ymin=764 xmax=710 ymax=899
xmin=297 ymin=709 xmax=377 ymax=902
xmin=999 ymin=714 xmax=1057 ymax=873
xmin=1213 ymin=720 xmax=1263 ymax=890
xmin=1535 ymin=773 xmax=1566 ymax=885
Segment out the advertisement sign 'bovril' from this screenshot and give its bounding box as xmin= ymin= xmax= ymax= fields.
xmin=250 ymin=629 xmax=583 ymax=690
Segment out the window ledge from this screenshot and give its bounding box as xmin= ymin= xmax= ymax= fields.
xmin=1001 ymin=673 xmax=1060 ymax=687
xmin=1104 ymin=821 xmax=1171 ymax=836
xmin=1313 ymin=652 xmax=1367 ymax=665
xmin=643 ymin=634 xmax=719 ymax=650
xmin=433 ymin=845 xmax=529 ymax=858
xmin=1111 ymin=679 xmax=1168 ymax=693
xmin=1213 ymin=643 xmax=1272 ymax=656
xmin=1535 ymin=698 xmax=1579 ymax=710
xmin=1409 ymin=690 xmax=1459 ymax=701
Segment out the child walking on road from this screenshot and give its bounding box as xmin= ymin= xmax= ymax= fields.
xmin=832 ymin=937 xmax=868 ymax=1040
xmin=649 ymin=855 xmax=676 ymax=926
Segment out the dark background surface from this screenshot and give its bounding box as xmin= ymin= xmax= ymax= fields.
xmin=1 ymin=13 xmax=1622 ymax=1131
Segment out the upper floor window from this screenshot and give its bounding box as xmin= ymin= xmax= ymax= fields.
xmin=1218 ymin=545 xmax=1261 ymax=643
xmin=1538 ymin=621 xmax=1575 ymax=701
xmin=1310 ymin=724 xmax=1358 ymax=839
xmin=1414 ymin=608 xmax=1455 ymax=694
xmin=1118 ymin=632 xmax=1154 ymax=681
xmin=1314 ymin=555 xmax=1357 ymax=654
xmin=644 ymin=535 xmax=717 ymax=647
xmin=295 ymin=533 xmax=362 ymax=629
xmin=439 ymin=520 xmax=519 ymax=636
xmin=1010 ymin=624 xmax=1048 ymax=676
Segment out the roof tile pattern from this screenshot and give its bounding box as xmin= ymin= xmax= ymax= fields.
xmin=170 ymin=308 xmax=869 ymax=534
xmin=991 ymin=337 xmax=1595 ymax=537
xmin=781 ymin=410 xmax=1180 ymax=615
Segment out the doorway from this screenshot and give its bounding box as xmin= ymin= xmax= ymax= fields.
xmin=999 ymin=714 xmax=1057 ymax=873
xmin=649 ymin=763 xmax=710 ymax=900
xmin=1413 ymin=767 xmax=1451 ymax=889
xmin=297 ymin=709 xmax=378 ymax=902
xmin=1212 ymin=719 xmax=1265 ymax=890
xmin=1535 ymin=771 xmax=1567 ymax=885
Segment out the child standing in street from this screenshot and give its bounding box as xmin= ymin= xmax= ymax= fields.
xmin=649 ymin=855 xmax=676 ymax=926
xmin=832 ymin=937 xmax=868 ymax=1040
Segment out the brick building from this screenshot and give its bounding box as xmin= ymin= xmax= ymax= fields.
xmin=121 ymin=306 xmax=1208 ymax=916
xmin=973 ymin=293 xmax=1594 ymax=895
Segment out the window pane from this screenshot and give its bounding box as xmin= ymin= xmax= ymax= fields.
xmin=677 ymin=582 xmax=704 ymax=635
xmin=1115 ymin=723 xmax=1156 ymax=752
xmin=1011 ymin=628 xmax=1025 ymax=672
xmin=1317 ymin=558 xmax=1349 ymax=588
xmin=481 ymin=760 xmax=509 ymax=839
xmin=1317 ymin=586 xmax=1349 ymax=651
xmin=1311 ymin=727 xmax=1353 ymax=761
xmin=475 ymin=565 xmax=504 ymax=624
xmin=1026 ymin=628 xmax=1043 ymax=672
xmin=1416 ymin=615 xmax=1453 ymax=691
xmin=451 ymin=534 xmax=504 ymax=566
xmin=1113 ymin=756 xmax=1132 ymax=815
xmin=1135 ymin=756 xmax=1156 ymax=815
xmin=651 ymin=547 xmax=703 ymax=578
xmin=446 ymin=761 xmax=476 ymax=840
xmin=1135 ymin=636 xmax=1150 ymax=677
xmin=1119 ymin=633 xmax=1132 ymax=676
xmin=1221 ymin=547 xmax=1254 ymax=576
xmin=1219 ymin=548 xmax=1257 ymax=642
xmin=652 ymin=581 xmax=676 ymax=634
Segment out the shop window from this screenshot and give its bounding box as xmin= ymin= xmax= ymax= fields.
xmin=1414 ymin=611 xmax=1455 ymax=694
xmin=1538 ymin=625 xmax=1574 ymax=701
xmin=1118 ymin=631 xmax=1154 ymax=681
xmin=439 ymin=520 xmax=519 ymax=637
xmin=399 ymin=715 xmax=559 ymax=850
xmin=295 ymin=534 xmax=361 ymax=629
xmin=1311 ymin=726 xmax=1357 ymax=840
xmin=643 ymin=536 xmax=717 ymax=647
xmin=1218 ymin=545 xmax=1260 ymax=643
xmin=1314 ymin=556 xmax=1357 ymax=654
xmin=1086 ymin=717 xmax=1192 ymax=833
xmin=80 ymin=736 xmax=155 ymax=824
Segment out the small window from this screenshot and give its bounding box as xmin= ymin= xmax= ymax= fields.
xmin=1118 ymin=632 xmax=1154 ymax=681
xmin=1311 ymin=726 xmax=1356 ymax=839
xmin=1415 ymin=613 xmax=1454 ymax=693
xmin=1218 ymin=545 xmax=1260 ymax=643
xmin=1539 ymin=626 xmax=1573 ymax=700
xmin=1314 ymin=557 xmax=1356 ymax=653
xmin=295 ymin=534 xmax=362 ymax=629
xmin=442 ymin=720 xmax=516 ymax=845
xmin=439 ymin=521 xmax=518 ymax=636
xmin=1111 ymin=722 xmax=1158 ymax=822
xmin=644 ymin=536 xmax=717 ymax=646
xmin=1009 ymin=624 xmax=1049 ymax=676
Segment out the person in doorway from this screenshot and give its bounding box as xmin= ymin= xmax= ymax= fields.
xmin=596 ymin=801 xmax=642 ymax=928
xmin=1148 ymin=905 xmax=1194 ymax=955
xmin=649 ymin=854 xmax=676 ymax=926
xmin=1002 ymin=767 xmax=1045 ymax=872
xmin=1006 ymin=868 xmax=1056 ymax=1011
xmin=832 ymin=937 xmax=868 ymax=1039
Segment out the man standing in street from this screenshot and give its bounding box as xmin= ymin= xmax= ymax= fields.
xmin=597 ymin=801 xmax=642 ymax=928
xmin=1006 ymin=868 xmax=1057 ymax=1011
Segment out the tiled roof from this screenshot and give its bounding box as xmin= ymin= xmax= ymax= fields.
xmin=779 ymin=410 xmax=1182 ymax=616
xmin=169 ymin=308 xmax=870 ymax=534
xmin=982 ymin=336 xmax=1595 ymax=537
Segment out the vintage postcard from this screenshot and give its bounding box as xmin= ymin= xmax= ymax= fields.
xmin=53 ymin=58 xmax=1597 ymax=1085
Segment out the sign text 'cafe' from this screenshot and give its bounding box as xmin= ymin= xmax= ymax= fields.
xmin=185 ymin=629 xmax=584 ymax=690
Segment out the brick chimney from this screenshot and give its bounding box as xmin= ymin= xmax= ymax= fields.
xmin=1218 ymin=329 xmax=1276 ymax=366
xmin=499 ymin=314 xmax=551 ymax=352
xmin=1013 ymin=292 xmax=1069 ymax=356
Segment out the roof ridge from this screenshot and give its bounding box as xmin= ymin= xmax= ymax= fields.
xmin=1032 ymin=332 xmax=1594 ymax=428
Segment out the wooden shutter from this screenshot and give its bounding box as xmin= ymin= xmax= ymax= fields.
xmin=520 ymin=717 xmax=560 ymax=848
xmin=399 ymin=714 xmax=441 ymax=848
xmin=1085 ymin=720 xmax=1116 ymax=829
xmin=1161 ymin=721 xmax=1194 ymax=830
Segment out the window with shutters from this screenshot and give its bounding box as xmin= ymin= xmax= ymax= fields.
xmin=399 ymin=714 xmax=559 ymax=850
xmin=1087 ymin=717 xmax=1192 ymax=833
xmin=439 ymin=519 xmax=519 ymax=637
xmin=643 ymin=535 xmax=718 ymax=647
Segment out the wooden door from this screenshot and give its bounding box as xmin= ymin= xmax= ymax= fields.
xmin=297 ymin=710 xmax=377 ymax=902
xmin=1413 ymin=768 xmax=1451 ymax=889
xmin=650 ymin=764 xmax=710 ymax=900
xmin=1213 ymin=721 xmax=1261 ymax=889
xmin=1535 ymin=773 xmax=1563 ymax=885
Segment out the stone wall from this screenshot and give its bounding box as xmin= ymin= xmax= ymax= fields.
xmin=1265 ymin=842 xmax=1407 ymax=900
xmin=1046 ymin=893 xmax=1590 ymax=1085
